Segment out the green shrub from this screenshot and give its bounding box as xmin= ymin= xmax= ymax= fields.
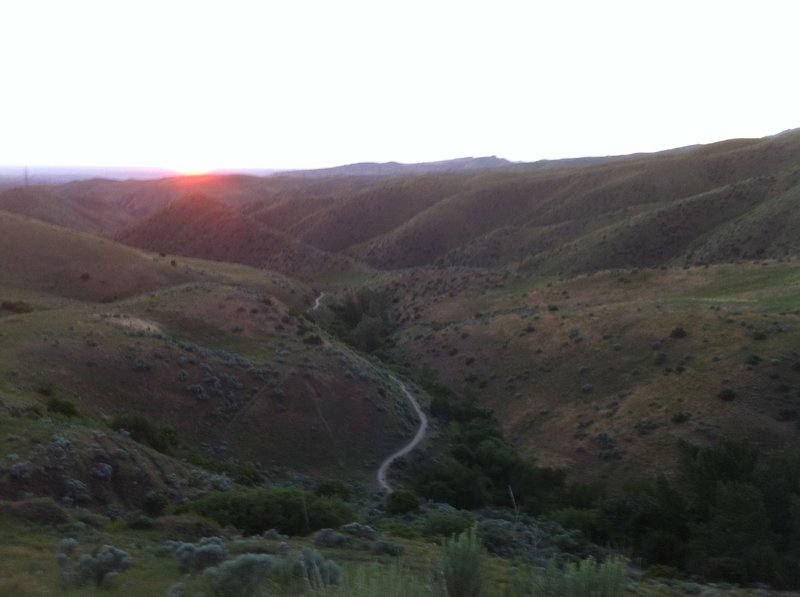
xmin=641 ymin=564 xmax=685 ymax=581
xmin=315 ymin=479 xmax=350 ymax=500
xmin=422 ymin=511 xmax=473 ymax=538
xmin=375 ymin=521 xmax=420 ymax=539
xmin=717 ymin=388 xmax=736 ymax=401
xmin=46 ymin=396 xmax=78 ymax=417
xmin=143 ymin=490 xmax=168 ymax=516
xmin=386 ymin=489 xmax=420 ymax=515
xmin=670 ymin=327 xmax=688 ymax=339
xmin=110 ymin=414 xmax=178 ymax=454
xmin=549 ymin=507 xmax=598 ymax=539
xmin=671 ymin=411 xmax=691 ymax=424
xmin=1 ymin=300 xmax=34 ymax=313
xmin=442 ymin=526 xmax=487 ymax=597
xmin=182 ymin=488 xmax=354 ymax=536
xmin=303 ymin=334 xmax=323 ymax=345
xmin=745 ymin=354 xmax=761 ymax=366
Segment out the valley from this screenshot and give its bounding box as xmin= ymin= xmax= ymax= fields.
xmin=1 ymin=129 xmax=800 ymax=594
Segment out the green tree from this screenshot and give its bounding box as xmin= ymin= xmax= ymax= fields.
xmin=689 ymin=482 xmax=776 ymax=582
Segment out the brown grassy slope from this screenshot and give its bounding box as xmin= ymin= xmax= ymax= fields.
xmin=383 ymin=262 xmax=800 ymax=484
xmin=0 ymin=211 xmax=204 ymax=302
xmin=49 ymin=173 xmax=384 ymax=235
xmin=46 ymin=174 xmax=281 ymax=234
xmin=117 ymin=194 xmax=366 ymax=281
xmin=0 ymin=187 xmax=109 ymax=233
xmin=0 ymin=209 xmax=310 ymax=310
xmin=282 ymin=174 xmax=480 ymax=252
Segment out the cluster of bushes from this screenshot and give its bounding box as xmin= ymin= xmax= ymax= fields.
xmin=110 ymin=414 xmax=178 ymax=455
xmin=56 ymin=539 xmax=132 ymax=589
xmin=440 ymin=526 xmax=626 ymax=597
xmin=325 ymin=288 xmax=395 ymax=353
xmin=552 ymin=439 xmax=800 ymax=587
xmin=409 ymin=378 xmax=566 ymax=512
xmin=179 ymin=487 xmax=354 ymax=536
xmin=161 ymin=537 xmax=340 ymax=597
xmin=186 ymin=454 xmax=265 ymax=487
xmin=408 ymin=373 xmax=800 ymax=587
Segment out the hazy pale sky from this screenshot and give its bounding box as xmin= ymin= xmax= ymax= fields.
xmin=1 ymin=0 xmax=797 ymax=172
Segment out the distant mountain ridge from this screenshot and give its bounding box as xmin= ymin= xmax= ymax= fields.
xmin=1 ymin=128 xmax=799 ymax=279
xmin=283 ymin=155 xmax=517 ymax=178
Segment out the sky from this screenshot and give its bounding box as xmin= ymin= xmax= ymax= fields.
xmin=1 ymin=0 xmax=798 ymax=173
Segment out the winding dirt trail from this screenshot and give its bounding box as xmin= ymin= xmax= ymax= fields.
xmin=377 ymin=377 xmax=428 ymax=493
xmin=310 ymin=291 xmax=326 ymax=311
xmin=307 ymin=290 xmax=427 ymax=492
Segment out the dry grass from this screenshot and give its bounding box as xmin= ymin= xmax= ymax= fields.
xmin=388 ymin=261 xmax=800 ymax=483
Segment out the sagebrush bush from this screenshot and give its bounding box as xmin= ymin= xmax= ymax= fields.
xmin=204 ymin=553 xmax=275 ymax=597
xmin=442 ymin=526 xmax=487 ymax=597
xmin=370 ymin=539 xmax=404 ymax=556
xmin=269 ymin=548 xmax=340 ymax=590
xmin=72 ymin=544 xmax=132 ymax=587
xmin=165 ymin=536 xmax=227 ymax=573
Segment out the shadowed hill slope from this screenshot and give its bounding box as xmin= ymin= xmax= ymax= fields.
xmin=0 ymin=211 xmax=201 ymax=302
xmin=0 ymin=187 xmax=110 ymax=233
xmin=117 ymin=194 xmax=367 ymax=280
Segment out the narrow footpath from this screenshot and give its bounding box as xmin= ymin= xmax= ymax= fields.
xmin=308 ymin=291 xmax=428 ymax=493
xmin=377 ymin=377 xmax=428 ymax=493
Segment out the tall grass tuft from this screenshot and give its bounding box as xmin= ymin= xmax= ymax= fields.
xmin=504 ymin=556 xmax=627 ymax=597
xmin=442 ymin=526 xmax=487 ymax=597
xmin=315 ymin=561 xmax=443 ymax=596
xmin=562 ymin=555 xmax=627 ymax=597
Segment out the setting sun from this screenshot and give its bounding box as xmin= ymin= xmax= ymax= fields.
xmin=171 ymin=162 xmax=214 ymax=177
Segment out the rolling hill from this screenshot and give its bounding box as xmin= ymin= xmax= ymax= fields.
xmin=0 ymin=217 xmax=424 ymax=514
xmin=2 ymin=127 xmax=800 ymax=506
xmin=98 ymin=129 xmax=800 ymax=278
xmin=378 ymin=261 xmax=800 ymax=483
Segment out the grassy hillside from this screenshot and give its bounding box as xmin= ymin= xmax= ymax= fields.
xmin=0 ymin=187 xmax=111 ymax=233
xmin=4 ymin=129 xmax=794 ymax=283
xmin=118 ymin=194 xmax=371 ymax=282
xmin=383 ymin=261 xmax=800 ymax=483
xmin=0 ymin=212 xmax=202 ymax=302
xmin=350 ymin=131 xmax=800 ymax=271
xmin=0 ymin=219 xmax=424 ymax=516
xmin=3 ymin=131 xmax=800 ymax=592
